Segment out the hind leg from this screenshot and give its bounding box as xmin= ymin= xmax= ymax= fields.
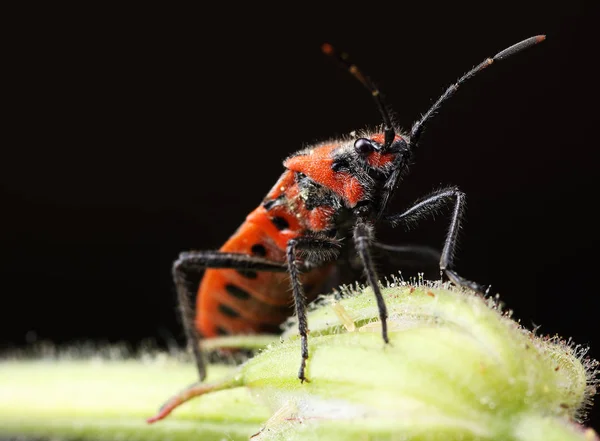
xmin=172 ymin=251 xmax=288 ymax=381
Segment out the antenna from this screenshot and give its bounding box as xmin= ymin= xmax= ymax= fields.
xmin=322 ymin=43 xmax=396 ymax=149
xmin=409 ymin=35 xmax=546 ymax=147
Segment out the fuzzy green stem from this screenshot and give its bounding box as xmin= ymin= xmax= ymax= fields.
xmin=0 ymin=359 xmax=270 ymax=441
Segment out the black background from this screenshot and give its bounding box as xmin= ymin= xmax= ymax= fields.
xmin=3 ymin=1 xmax=599 ymax=429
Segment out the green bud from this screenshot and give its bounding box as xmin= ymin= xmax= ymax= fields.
xmin=1 ymin=283 xmax=597 ymax=441
xmin=152 ymin=282 xmax=599 ymax=441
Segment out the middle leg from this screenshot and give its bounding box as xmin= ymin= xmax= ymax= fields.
xmin=286 ymin=236 xmax=341 ymax=382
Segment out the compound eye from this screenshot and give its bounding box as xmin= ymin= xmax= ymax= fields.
xmin=354 ymin=138 xmax=377 ymax=155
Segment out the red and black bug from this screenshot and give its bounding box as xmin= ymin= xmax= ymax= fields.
xmin=149 ymin=35 xmax=545 ymax=423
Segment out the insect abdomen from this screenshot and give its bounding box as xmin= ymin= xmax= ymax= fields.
xmin=195 ymin=204 xmax=332 ymax=337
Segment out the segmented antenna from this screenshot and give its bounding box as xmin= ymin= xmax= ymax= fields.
xmin=322 ymin=43 xmax=396 ymax=149
xmin=410 ymin=35 xmax=546 ymax=147
xmin=376 ymin=35 xmax=545 ymax=222
xmin=494 ymin=35 xmax=546 ymax=60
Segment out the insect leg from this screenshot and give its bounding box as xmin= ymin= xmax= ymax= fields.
xmin=353 ymin=220 xmax=389 ymax=344
xmin=173 ymin=251 xmax=289 ymax=381
xmin=384 ymin=186 xmax=486 ymax=293
xmin=286 ymin=237 xmax=340 ymax=383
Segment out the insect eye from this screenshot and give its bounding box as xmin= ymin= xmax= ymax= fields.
xmin=354 ymin=138 xmax=377 ymax=155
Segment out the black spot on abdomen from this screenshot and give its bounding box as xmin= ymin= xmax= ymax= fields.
xmin=218 ymin=303 xmax=240 ymax=318
xmin=251 ymin=244 xmax=267 ymax=256
xmin=216 ymin=326 xmax=229 ymax=335
xmin=271 ymin=216 xmax=289 ymax=230
xmin=225 ymin=283 xmax=251 ymax=300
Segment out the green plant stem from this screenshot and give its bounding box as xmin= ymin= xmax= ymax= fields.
xmin=0 ymin=358 xmax=270 ymax=441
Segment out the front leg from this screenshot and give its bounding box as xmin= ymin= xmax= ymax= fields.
xmin=354 ymin=219 xmax=390 ymax=344
xmin=385 ymin=186 xmax=486 ymax=293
